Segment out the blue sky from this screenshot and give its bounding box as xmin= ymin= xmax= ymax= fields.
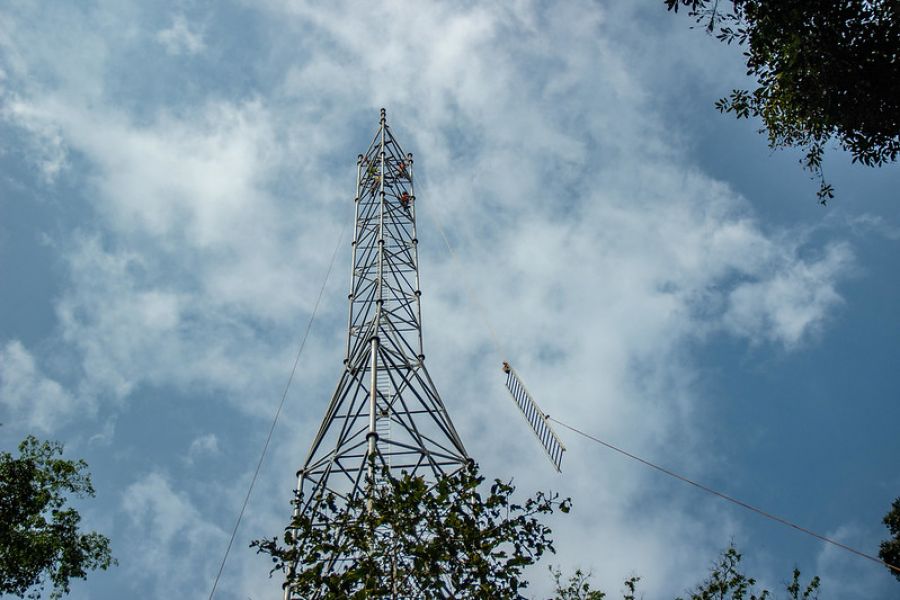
xmin=1 ymin=2 xmax=899 ymax=598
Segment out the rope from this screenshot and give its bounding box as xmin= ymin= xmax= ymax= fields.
xmin=424 ymin=205 xmax=507 ymax=362
xmin=549 ymin=416 xmax=900 ymax=576
xmin=207 ymin=223 xmax=347 ymax=600
xmin=423 ymin=195 xmax=899 ymax=575
xmin=425 ymin=200 xmax=899 ymax=575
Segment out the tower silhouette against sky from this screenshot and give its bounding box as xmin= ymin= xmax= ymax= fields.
xmin=284 ymin=109 xmax=470 ymax=598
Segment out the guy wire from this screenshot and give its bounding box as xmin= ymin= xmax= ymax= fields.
xmin=550 ymin=416 xmax=900 ymax=576
xmin=426 ymin=198 xmax=900 ymax=577
xmin=207 ymin=223 xmax=347 ymax=600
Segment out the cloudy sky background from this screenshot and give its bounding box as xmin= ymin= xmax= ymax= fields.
xmin=1 ymin=1 xmax=899 ymax=598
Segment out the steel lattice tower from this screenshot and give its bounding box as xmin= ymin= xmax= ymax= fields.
xmin=285 ymin=110 xmax=469 ymax=598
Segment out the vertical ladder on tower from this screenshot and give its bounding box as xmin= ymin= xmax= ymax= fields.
xmin=375 ymin=380 xmax=393 ymax=489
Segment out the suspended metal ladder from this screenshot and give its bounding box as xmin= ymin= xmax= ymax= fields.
xmin=502 ymin=362 xmax=566 ymax=472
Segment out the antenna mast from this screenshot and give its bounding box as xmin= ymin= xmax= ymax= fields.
xmin=284 ymin=109 xmax=469 ymax=599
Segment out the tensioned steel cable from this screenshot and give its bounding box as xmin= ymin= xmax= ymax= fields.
xmin=207 ymin=223 xmax=348 ymax=600
xmin=549 ymin=416 xmax=900 ymax=576
xmin=425 ymin=201 xmax=900 ymax=576
xmin=425 ymin=206 xmax=507 ymax=363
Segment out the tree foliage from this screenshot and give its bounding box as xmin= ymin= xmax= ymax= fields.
xmin=880 ymin=496 xmax=900 ymax=582
xmin=253 ymin=463 xmax=570 ymax=599
xmin=550 ymin=566 xmax=610 ymax=600
xmin=553 ymin=546 xmax=818 ymax=600
xmin=666 ymin=0 xmax=900 ymax=203
xmin=0 ymin=435 xmax=115 ymax=599
xmin=676 ymin=546 xmax=819 ymax=600
xmin=255 ymin=463 xmax=823 ymax=599
xmin=550 ymin=566 xmax=641 ymax=600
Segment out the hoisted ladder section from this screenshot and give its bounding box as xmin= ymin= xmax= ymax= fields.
xmin=502 ymin=362 xmax=566 ymax=472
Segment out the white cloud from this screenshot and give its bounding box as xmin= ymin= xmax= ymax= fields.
xmin=121 ymin=472 xmax=227 ymax=598
xmin=2 ymin=98 xmax=68 ymax=181
xmin=814 ymin=524 xmax=896 ymax=599
xmin=722 ymin=242 xmax=853 ymax=347
xmin=156 ymin=15 xmax=205 ymax=56
xmin=0 ymin=339 xmax=79 ymax=432
xmin=88 ymin=417 xmax=116 ymax=446
xmin=53 ymin=233 xmax=323 ymax=412
xmin=186 ymin=432 xmax=220 ymax=464
xmin=843 ymin=213 xmax=900 ymax=241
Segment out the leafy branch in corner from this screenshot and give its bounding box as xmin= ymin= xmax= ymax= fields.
xmin=0 ymin=435 xmax=115 ymax=599
xmin=666 ymin=0 xmax=900 ymax=204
